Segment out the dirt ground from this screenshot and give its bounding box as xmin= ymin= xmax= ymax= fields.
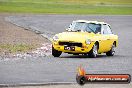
xmin=0 ymin=13 xmax=49 ymax=56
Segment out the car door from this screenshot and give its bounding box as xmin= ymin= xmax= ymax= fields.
xmin=98 ymin=24 xmax=112 ymax=53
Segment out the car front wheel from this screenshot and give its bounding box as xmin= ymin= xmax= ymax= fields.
xmin=52 ymin=46 xmax=62 ymax=57
xmin=88 ymin=43 xmax=98 ymax=58
xmin=106 ymin=44 xmax=115 ymax=56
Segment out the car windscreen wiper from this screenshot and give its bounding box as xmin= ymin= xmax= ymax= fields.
xmin=76 ymin=29 xmax=81 ymax=32
xmin=70 ymin=29 xmax=81 ymax=32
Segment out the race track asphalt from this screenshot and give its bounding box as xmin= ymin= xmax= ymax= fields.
xmin=0 ymin=15 xmax=132 ymax=86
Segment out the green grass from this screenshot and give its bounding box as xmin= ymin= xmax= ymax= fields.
xmin=0 ymin=44 xmax=35 ymax=53
xmin=0 ymin=0 xmax=132 ymax=14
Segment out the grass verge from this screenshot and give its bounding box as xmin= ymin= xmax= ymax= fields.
xmin=0 ymin=0 xmax=132 ymax=14
xmin=0 ymin=44 xmax=36 ymax=54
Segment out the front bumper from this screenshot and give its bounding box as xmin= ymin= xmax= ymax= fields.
xmin=52 ymin=42 xmax=94 ymax=54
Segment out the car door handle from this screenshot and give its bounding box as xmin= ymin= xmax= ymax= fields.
xmin=107 ymin=39 xmax=111 ymax=40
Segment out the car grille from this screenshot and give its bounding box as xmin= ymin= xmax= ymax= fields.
xmin=59 ymin=41 xmax=82 ymax=47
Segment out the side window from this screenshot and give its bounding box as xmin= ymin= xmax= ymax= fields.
xmin=107 ymin=25 xmax=112 ymax=34
xmin=102 ymin=25 xmax=108 ymax=34
xmin=102 ymin=25 xmax=112 ymax=34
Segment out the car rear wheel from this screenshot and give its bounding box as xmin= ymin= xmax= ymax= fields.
xmin=88 ymin=43 xmax=98 ymax=58
xmin=106 ymin=44 xmax=115 ymax=56
xmin=52 ymin=46 xmax=62 ymax=57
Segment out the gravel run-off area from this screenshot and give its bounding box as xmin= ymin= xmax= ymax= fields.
xmin=0 ymin=13 xmax=51 ymax=61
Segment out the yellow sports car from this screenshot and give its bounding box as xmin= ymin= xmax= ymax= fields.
xmin=52 ymin=20 xmax=118 ymax=58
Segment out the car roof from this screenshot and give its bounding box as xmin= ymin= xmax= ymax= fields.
xmin=74 ymin=20 xmax=110 ymax=25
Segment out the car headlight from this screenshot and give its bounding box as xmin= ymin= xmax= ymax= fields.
xmin=53 ymin=35 xmax=59 ymax=41
xmin=85 ymin=39 xmax=91 ymax=45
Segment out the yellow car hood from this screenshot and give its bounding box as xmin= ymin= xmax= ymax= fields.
xmin=57 ymin=32 xmax=95 ymax=42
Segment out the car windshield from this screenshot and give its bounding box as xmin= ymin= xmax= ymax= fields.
xmin=68 ymin=22 xmax=101 ymax=33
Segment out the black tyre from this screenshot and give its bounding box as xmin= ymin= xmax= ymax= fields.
xmin=106 ymin=44 xmax=115 ymax=56
xmin=88 ymin=43 xmax=98 ymax=58
xmin=52 ymin=46 xmax=62 ymax=57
